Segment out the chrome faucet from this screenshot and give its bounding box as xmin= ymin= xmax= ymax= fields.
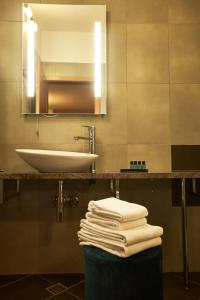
xmin=74 ymin=126 xmax=96 ymax=173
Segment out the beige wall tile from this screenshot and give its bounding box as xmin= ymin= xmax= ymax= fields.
xmin=95 ymin=144 xmax=127 ymax=173
xmin=108 ymin=144 xmax=128 ymax=172
xmin=0 ymin=82 xmax=23 ymax=144
xmin=107 ymin=24 xmax=126 ymax=83
xmin=0 ymin=222 xmax=38 ymax=273
xmin=127 ymin=84 xmax=170 ymax=144
xmin=170 ymin=84 xmax=200 ymax=144
xmin=37 ymin=222 xmax=84 ymax=273
xmin=127 ymin=144 xmax=171 ymax=172
xmin=99 ymin=144 xmax=127 ymax=172
xmin=87 ymin=83 xmax=127 ymax=145
xmin=0 ymin=0 xmax=40 ymax=22
xmin=169 ymin=24 xmax=200 ymax=83
xmin=126 ymin=0 xmax=168 ymax=24
xmin=0 ymin=22 xmax=21 ymax=82
xmin=83 ymin=0 xmax=126 ymax=23
xmin=18 ymin=117 xmax=41 ymax=144
xmin=169 ymin=0 xmax=200 ymax=24
xmin=127 ymin=24 xmax=169 ymax=83
xmin=91 ymin=144 xmax=110 ymax=172
xmin=0 ymin=144 xmax=36 ymax=171
xmin=36 ymin=117 xmax=87 ymax=144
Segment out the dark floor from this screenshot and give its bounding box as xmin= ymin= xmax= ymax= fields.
xmin=0 ymin=272 xmax=199 ymax=299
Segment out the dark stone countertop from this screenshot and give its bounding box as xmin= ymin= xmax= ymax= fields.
xmin=1 ymin=171 xmax=200 ymax=180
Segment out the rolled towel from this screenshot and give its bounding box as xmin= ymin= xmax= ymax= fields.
xmin=78 ymin=231 xmax=162 ymax=258
xmin=80 ymin=219 xmax=163 ymax=246
xmin=88 ymin=197 xmax=148 ymax=222
xmin=86 ymin=212 xmax=147 ymax=230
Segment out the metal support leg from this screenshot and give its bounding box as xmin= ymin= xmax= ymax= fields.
xmin=192 ymin=178 xmax=197 ymax=194
xmin=16 ymin=180 xmax=20 ymax=193
xmin=181 ymin=178 xmax=189 ymax=288
xmin=115 ymin=179 xmax=120 ymax=199
xmin=109 ymin=179 xmax=120 ymax=199
xmin=57 ymin=180 xmax=64 ymax=222
xmin=0 ymin=180 xmax=4 ymax=204
xmin=110 ymin=179 xmax=114 ymax=194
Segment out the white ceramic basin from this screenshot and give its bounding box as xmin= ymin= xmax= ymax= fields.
xmin=16 ymin=149 xmax=98 ymax=172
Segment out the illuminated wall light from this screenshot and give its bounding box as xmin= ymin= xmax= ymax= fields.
xmin=27 ymin=20 xmax=37 ymax=98
xmin=94 ymin=21 xmax=102 ymax=98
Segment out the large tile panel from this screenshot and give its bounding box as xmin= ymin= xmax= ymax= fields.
xmin=0 ymin=82 xmax=23 ymax=144
xmin=170 ymin=84 xmax=200 ymax=144
xmin=126 ymin=0 xmax=168 ymax=24
xmin=127 ymin=84 xmax=170 ymax=144
xmin=96 ymin=144 xmax=127 ymax=172
xmin=0 ymin=0 xmax=40 ymax=22
xmin=169 ymin=0 xmax=200 ymax=24
xmin=0 ymin=21 xmax=21 ymax=82
xmin=127 ymin=24 xmax=169 ymax=83
xmin=0 ymin=222 xmax=38 ymax=274
xmin=127 ymin=144 xmax=171 ymax=172
xmin=169 ymin=24 xmax=200 ymax=83
xmin=107 ymin=24 xmax=126 ymax=83
xmin=83 ymin=0 xmax=126 ymax=24
xmin=88 ymin=83 xmax=127 ymax=145
xmin=37 ymin=117 xmax=88 ymax=145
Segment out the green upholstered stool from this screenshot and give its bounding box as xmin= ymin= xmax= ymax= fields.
xmin=84 ymin=245 xmax=163 ymax=300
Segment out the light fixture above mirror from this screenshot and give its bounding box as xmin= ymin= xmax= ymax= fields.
xmin=22 ymin=3 xmax=107 ymax=115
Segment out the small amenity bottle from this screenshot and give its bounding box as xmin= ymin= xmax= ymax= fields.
xmin=141 ymin=161 xmax=146 ymax=170
xmin=133 ymin=161 xmax=138 ymax=170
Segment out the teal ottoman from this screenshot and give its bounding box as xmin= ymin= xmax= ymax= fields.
xmin=84 ymin=246 xmax=163 ymax=300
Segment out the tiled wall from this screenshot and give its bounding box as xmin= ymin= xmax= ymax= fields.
xmin=0 ymin=0 xmax=200 ymax=273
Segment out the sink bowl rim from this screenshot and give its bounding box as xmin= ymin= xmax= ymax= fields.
xmin=15 ymin=148 xmax=98 ymax=158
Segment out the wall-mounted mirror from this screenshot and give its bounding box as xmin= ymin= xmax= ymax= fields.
xmin=22 ymin=3 xmax=106 ymax=114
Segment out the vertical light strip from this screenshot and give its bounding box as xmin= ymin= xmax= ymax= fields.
xmin=94 ymin=21 xmax=102 ymax=98
xmin=27 ymin=21 xmax=35 ymax=97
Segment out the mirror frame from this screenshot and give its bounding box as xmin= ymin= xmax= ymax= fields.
xmin=22 ymin=3 xmax=107 ymax=115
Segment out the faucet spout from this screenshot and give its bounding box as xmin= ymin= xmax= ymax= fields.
xmin=73 ymin=136 xmax=90 ymax=141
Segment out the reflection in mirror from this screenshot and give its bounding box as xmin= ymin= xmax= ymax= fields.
xmin=22 ymin=4 xmax=106 ymax=114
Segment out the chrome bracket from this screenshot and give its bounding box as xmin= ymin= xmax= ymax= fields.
xmin=110 ymin=178 xmax=120 ymax=199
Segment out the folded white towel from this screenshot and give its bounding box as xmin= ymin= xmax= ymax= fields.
xmin=80 ymin=219 xmax=163 ymax=246
xmin=78 ymin=232 xmax=162 ymax=257
xmin=86 ymin=212 xmax=147 ymax=230
xmin=88 ymin=197 xmax=148 ymax=222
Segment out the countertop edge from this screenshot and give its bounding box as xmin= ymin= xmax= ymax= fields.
xmin=1 ymin=171 xmax=200 ymax=179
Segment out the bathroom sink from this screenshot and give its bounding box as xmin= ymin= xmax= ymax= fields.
xmin=15 ymin=149 xmax=98 ymax=172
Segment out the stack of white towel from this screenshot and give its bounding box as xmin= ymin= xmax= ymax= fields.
xmin=78 ymin=197 xmax=163 ymax=258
